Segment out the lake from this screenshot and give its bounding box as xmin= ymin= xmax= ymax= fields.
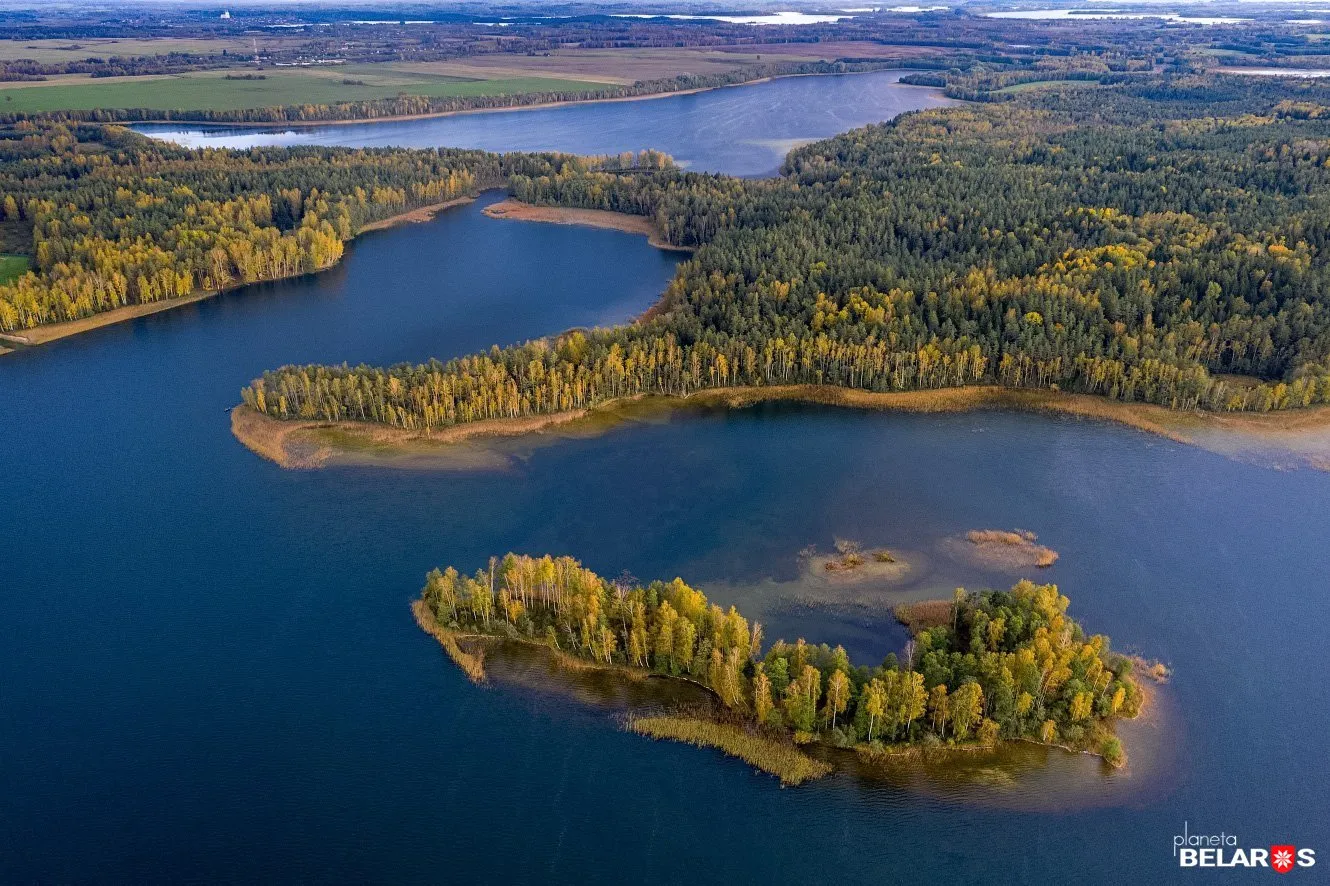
xmin=133 ymin=70 xmax=953 ymax=177
xmin=1218 ymin=67 xmax=1330 ymax=78
xmin=984 ymin=10 xmax=1249 ymax=24
xmin=6 ymin=83 xmax=1330 ymax=884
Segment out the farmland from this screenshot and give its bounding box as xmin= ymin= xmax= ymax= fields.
xmin=0 ymin=64 xmax=605 ymax=114
xmin=0 ymin=41 xmax=932 ymax=115
xmin=397 ymin=42 xmax=925 ymax=84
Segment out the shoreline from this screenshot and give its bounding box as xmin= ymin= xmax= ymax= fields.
xmin=232 ymin=385 xmax=1330 ymax=472
xmin=482 ymin=198 xmax=690 ymax=252
xmin=122 ymin=68 xmax=934 ymax=131
xmin=356 ymin=194 xmax=476 ymax=233
xmin=230 ymin=402 xmax=591 ymax=469
xmin=0 ymin=195 xmax=477 ymax=352
xmin=413 ymin=598 xmax=1142 ymax=784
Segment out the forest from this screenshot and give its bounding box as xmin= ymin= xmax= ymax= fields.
xmin=418 ymin=553 xmax=1142 ymax=772
xmin=0 ymin=122 xmax=666 ymax=332
xmin=244 ymin=77 xmax=1330 ymax=425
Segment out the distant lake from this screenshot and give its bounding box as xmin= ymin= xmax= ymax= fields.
xmin=610 ymin=11 xmax=857 ymax=24
xmin=985 ymin=9 xmax=1247 ymax=23
xmin=1219 ymin=66 xmax=1330 ymax=78
xmin=4 ymin=190 xmax=1330 ymax=882
xmin=134 ymin=70 xmax=953 ymax=177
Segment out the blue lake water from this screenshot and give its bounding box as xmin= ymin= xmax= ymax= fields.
xmin=134 ymin=70 xmax=953 ymax=176
xmin=6 ymin=79 xmax=1330 ymax=883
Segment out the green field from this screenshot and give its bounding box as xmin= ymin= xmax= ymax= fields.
xmin=0 ymin=254 xmax=30 ymax=285
xmin=0 ymin=65 xmax=606 ymax=114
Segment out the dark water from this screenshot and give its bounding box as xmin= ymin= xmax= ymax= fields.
xmin=5 ymin=192 xmax=1330 ymax=883
xmin=133 ymin=70 xmax=953 ymax=176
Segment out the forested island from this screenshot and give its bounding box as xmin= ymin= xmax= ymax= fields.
xmin=239 ymin=75 xmax=1330 ymax=449
xmin=415 ymin=553 xmax=1144 ymax=785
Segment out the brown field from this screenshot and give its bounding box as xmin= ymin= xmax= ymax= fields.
xmin=396 ymin=43 xmax=933 ymax=85
xmin=711 ymin=41 xmax=943 ymax=60
xmin=0 ymin=37 xmax=272 ymax=63
xmin=396 ymin=47 xmax=787 ymax=85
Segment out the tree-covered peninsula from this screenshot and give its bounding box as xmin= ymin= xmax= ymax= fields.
xmin=416 ymin=553 xmax=1143 ymax=784
xmin=0 ymin=123 xmax=668 ymax=336
xmin=242 ymin=76 xmax=1330 ymax=434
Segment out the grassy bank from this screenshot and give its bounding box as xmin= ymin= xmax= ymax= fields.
xmin=626 ymin=714 xmax=832 ymax=786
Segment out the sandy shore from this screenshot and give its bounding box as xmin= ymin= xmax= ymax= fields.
xmin=687 ymin=384 xmax=1330 ymax=449
xmin=483 ymin=199 xmax=689 ymax=252
xmin=230 ymin=404 xmax=590 ymax=469
xmin=233 ymin=384 xmax=1330 ymax=472
xmin=357 ymin=195 xmax=475 ymax=232
xmin=3 ymin=289 xmax=224 ymax=347
xmin=0 ymin=196 xmax=477 ymax=353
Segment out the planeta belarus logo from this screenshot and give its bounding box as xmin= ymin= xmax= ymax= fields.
xmin=1173 ymin=824 xmax=1317 ymax=872
xmin=1271 ymin=847 xmax=1297 ymax=875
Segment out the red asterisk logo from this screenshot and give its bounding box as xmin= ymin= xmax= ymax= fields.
xmin=1271 ymin=845 xmax=1297 ymax=874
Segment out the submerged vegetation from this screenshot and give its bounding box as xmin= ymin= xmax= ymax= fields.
xmin=964 ymin=530 xmax=1059 ymax=570
xmin=416 ymin=553 xmax=1144 ymax=783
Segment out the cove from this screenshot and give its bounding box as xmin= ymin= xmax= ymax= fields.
xmin=4 ymin=187 xmax=1330 ymax=882
xmin=132 ymin=70 xmax=953 ymax=176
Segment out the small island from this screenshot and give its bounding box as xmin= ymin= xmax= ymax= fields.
xmin=956 ymin=529 xmax=1059 ymax=570
xmin=414 ymin=553 xmax=1144 ymax=785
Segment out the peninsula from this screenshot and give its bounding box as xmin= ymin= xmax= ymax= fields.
xmin=236 ymin=80 xmax=1330 ymax=468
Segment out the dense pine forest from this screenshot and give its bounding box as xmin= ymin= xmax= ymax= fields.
xmin=0 ymin=123 xmax=665 ymax=332
xmin=243 ymin=77 xmax=1330 ymax=425
xmin=418 ymin=554 xmax=1141 ymax=770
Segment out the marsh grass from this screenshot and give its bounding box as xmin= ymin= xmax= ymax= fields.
xmin=626 ymin=714 xmax=832 ymax=785
xmin=412 ymin=599 xmax=487 ymax=683
xmin=963 ymin=529 xmax=1059 ymax=568
xmin=894 ymin=598 xmax=954 ymax=633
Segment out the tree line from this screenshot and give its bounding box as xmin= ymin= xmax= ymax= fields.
xmin=420 ymin=553 xmax=1141 ymax=761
